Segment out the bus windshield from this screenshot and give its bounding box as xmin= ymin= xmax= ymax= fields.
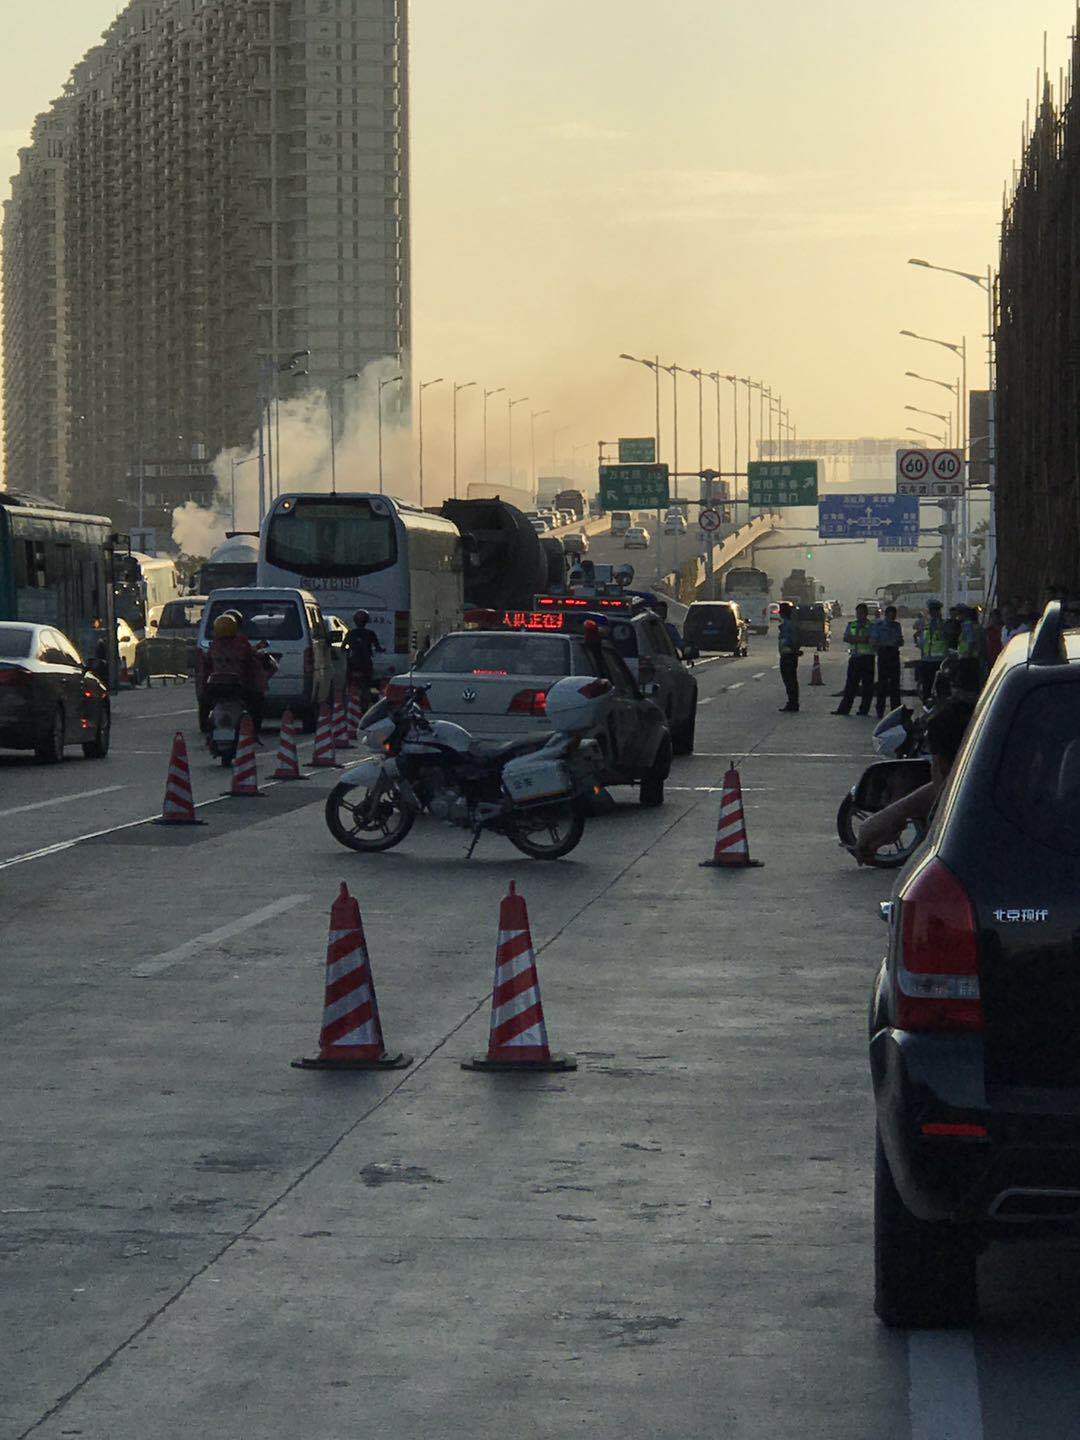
xmin=725 ymin=568 xmax=769 ymax=593
xmin=265 ymin=497 xmax=397 ymax=578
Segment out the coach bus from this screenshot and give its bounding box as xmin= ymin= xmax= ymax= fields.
xmin=722 ymin=565 xmax=772 ymax=634
xmin=257 ymin=492 xmax=464 ymax=675
xmin=0 ymin=491 xmax=119 ymax=683
xmin=113 ymin=551 xmax=181 ymax=634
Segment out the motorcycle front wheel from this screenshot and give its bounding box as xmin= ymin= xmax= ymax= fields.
xmin=505 ymin=800 xmax=585 ymax=860
xmin=325 ymin=779 xmax=416 ymax=853
xmin=837 ymin=793 xmax=926 ymax=869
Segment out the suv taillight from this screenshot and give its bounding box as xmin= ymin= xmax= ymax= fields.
xmin=508 ymin=688 xmax=548 ymax=716
xmin=896 ymin=856 xmax=983 ymax=1032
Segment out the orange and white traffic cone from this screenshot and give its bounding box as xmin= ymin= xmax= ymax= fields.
xmin=272 ymin=709 xmax=304 ymax=781
xmin=333 ymin=689 xmax=351 ymax=749
xmin=810 ymin=652 xmax=824 ymax=686
xmin=156 ymin=731 xmax=205 ymax=826
xmin=292 ymin=884 xmax=411 ymax=1071
xmin=700 ymin=761 xmax=763 ymax=869
xmin=462 ymin=883 xmax=576 ymax=1073
xmin=311 ymin=701 xmax=337 ymax=768
xmin=346 ymin=683 xmax=365 ymax=742
xmin=226 ymin=715 xmax=262 ymax=796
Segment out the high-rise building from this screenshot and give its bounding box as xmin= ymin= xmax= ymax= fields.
xmin=2 ymin=0 xmax=411 ymax=535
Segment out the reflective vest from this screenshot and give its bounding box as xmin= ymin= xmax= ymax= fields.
xmin=845 ymin=621 xmax=873 ymax=656
xmin=920 ymin=621 xmax=949 ymax=660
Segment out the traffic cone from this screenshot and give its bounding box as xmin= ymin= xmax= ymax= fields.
xmin=333 ymin=689 xmax=351 ymax=749
xmin=272 ymin=709 xmax=305 ymax=780
xmin=156 ymin=731 xmax=206 ymax=826
xmin=346 ymin=683 xmax=365 ymax=742
xmin=700 ymin=762 xmax=763 ymax=869
xmin=462 ymin=883 xmax=577 ymax=1073
xmin=292 ymin=884 xmax=411 ymax=1071
xmin=810 ymin=652 xmax=824 ymax=686
xmin=226 ymin=714 xmax=262 ymax=796
xmin=311 ymin=701 xmax=337 ymax=767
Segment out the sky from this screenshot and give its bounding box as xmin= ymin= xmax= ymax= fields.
xmin=2 ymin=0 xmax=1079 ymax=489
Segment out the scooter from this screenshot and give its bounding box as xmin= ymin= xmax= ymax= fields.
xmin=324 ymin=677 xmax=609 ymax=861
xmin=836 ymin=758 xmax=932 ymax=868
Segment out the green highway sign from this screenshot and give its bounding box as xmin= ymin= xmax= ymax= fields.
xmin=618 ymin=436 xmax=657 ymax=464
xmin=599 ymin=462 xmax=670 ymax=510
xmin=747 ymin=460 xmax=819 ymax=509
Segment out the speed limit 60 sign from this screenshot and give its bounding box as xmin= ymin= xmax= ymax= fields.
xmin=896 ymin=448 xmax=964 ymax=498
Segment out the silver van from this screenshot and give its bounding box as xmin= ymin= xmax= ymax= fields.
xmin=196 ymin=588 xmax=334 ymax=729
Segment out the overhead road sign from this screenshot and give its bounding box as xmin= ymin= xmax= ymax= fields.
xmin=618 ymin=437 xmax=657 ymax=464
xmin=599 ymin=463 xmax=670 ymax=510
xmin=818 ymin=493 xmax=920 ymax=541
xmin=698 ymin=508 xmax=722 ymax=533
xmin=896 ymin=448 xmax=964 ymax=498
xmin=747 ymin=460 xmax=819 ymax=509
xmin=877 ymin=535 xmax=919 ymax=552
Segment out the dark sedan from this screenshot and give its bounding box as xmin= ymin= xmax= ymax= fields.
xmin=0 ymin=622 xmax=111 ymax=762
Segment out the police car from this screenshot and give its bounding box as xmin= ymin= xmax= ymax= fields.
xmin=384 ymin=601 xmax=674 ymax=805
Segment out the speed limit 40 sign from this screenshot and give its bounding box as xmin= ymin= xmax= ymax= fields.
xmin=896 ymin=448 xmax=964 ymax=498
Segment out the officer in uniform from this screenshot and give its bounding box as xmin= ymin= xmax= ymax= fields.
xmin=871 ymin=604 xmax=904 ymax=717
xmin=833 ymin=603 xmax=875 ymax=715
xmin=777 ymin=601 xmax=800 ymax=712
xmin=917 ymin=599 xmax=949 ymax=702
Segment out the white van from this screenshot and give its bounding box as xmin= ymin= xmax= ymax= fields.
xmin=196 ymin=588 xmax=335 ymax=729
xmin=610 ymin=511 xmax=633 ymax=537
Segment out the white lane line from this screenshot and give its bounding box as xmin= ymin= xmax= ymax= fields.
xmin=694 ymin=751 xmax=864 ymax=760
xmin=698 ymin=697 xmax=716 ymax=707
xmin=752 ymin=671 xmax=766 ymax=681
xmin=127 ymin=708 xmax=197 ymax=721
xmin=668 ymin=785 xmax=770 ymax=793
xmin=908 ymin=1332 xmax=983 ymax=1440
xmin=133 ymin=894 xmax=309 ymax=978
xmin=0 ymin=784 xmax=125 ymax=820
xmin=727 ymin=682 xmax=745 ymax=691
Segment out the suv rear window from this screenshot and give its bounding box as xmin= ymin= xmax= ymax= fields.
xmin=206 ymin=599 xmax=303 ymax=641
xmin=994 ymin=683 xmax=1080 ymax=853
xmin=419 ymin=633 xmax=572 ymax=677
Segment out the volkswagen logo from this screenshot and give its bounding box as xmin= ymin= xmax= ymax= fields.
xmin=462 ymin=688 xmax=477 ymax=703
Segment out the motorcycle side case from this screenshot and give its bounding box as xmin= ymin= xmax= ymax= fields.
xmin=501 ymin=752 xmax=574 ymax=805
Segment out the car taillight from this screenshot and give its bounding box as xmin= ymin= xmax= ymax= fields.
xmin=394 ymin=610 xmax=410 ymax=654
xmin=508 ymin=688 xmax=548 ymax=716
xmin=0 ymin=666 xmax=31 ymax=686
xmin=385 ymin=683 xmax=429 ymax=709
xmin=896 ymin=856 xmax=983 ymax=1032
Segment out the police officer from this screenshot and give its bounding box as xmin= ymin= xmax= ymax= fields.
xmin=917 ymin=599 xmax=949 ymax=702
xmin=871 ymin=604 xmax=904 ymax=718
xmin=833 ymin=603 xmax=875 ymax=715
xmin=777 ymin=601 xmax=800 ymax=712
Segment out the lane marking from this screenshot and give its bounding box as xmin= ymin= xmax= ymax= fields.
xmin=0 ymin=784 xmax=125 ymax=820
xmin=668 ymin=785 xmax=770 ymax=793
xmin=699 ymin=697 xmax=716 ymax=707
xmin=133 ymin=895 xmax=309 ymax=977
xmin=694 ymin=751 xmax=865 ymax=760
xmin=727 ymin=682 xmax=745 ymax=691
xmin=908 ymin=1332 xmax=983 ymax=1440
xmin=126 ymin=708 xmax=197 ymax=721
xmin=752 ymin=672 xmax=767 ymax=680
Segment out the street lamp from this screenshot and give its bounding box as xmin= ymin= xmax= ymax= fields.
xmin=378 ymin=373 xmax=404 ymax=495
xmin=530 ymin=410 xmax=550 ymax=493
xmin=904 ymin=404 xmax=952 ymax=446
xmin=274 ymin=350 xmax=310 ymax=500
xmin=900 ymin=329 xmax=966 ymax=447
xmin=507 ymin=396 xmax=529 ymax=488
xmin=552 ymin=424 xmax=573 ymax=474
xmin=905 ymin=426 xmax=948 ymax=446
xmin=451 ymin=382 xmax=477 ymax=500
xmin=328 ymin=372 xmax=361 ymax=495
xmin=230 ymin=453 xmax=257 ymax=530
xmin=417 ymin=378 xmax=444 ymax=509
xmin=619 ymin=353 xmax=662 ymax=456
xmin=905 ymin=370 xmax=958 ymax=398
xmin=482 ymin=387 xmax=506 ymax=485
xmin=571 ymin=440 xmax=592 ymax=482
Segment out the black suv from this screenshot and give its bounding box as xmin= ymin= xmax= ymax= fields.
xmin=869 ymin=603 xmax=1080 ymax=1326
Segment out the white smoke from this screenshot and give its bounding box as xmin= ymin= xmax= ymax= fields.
xmin=172 ymin=356 xmax=416 ymax=555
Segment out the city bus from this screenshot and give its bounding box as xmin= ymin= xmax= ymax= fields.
xmin=722 ymin=565 xmax=772 ymax=633
xmin=0 ymin=491 xmax=119 ymax=683
xmin=113 ymin=551 xmax=181 ymax=634
xmin=258 ymin=492 xmax=464 ymax=674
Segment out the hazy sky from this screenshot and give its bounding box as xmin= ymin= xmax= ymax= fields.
xmin=3 ymin=0 xmax=1078 ymax=477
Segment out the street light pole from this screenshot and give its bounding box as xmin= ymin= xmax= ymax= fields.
xmin=417 ymin=377 xmax=444 ymax=510
xmin=904 ymin=404 xmax=952 ymax=446
xmin=230 ymin=454 xmax=257 ymax=531
xmin=619 ymin=354 xmax=662 ymax=457
xmin=328 ymin=371 xmax=361 ymax=496
xmin=507 ymin=396 xmax=529 ymax=489
xmin=530 ymin=410 xmax=550 ymax=494
xmin=482 ymin=387 xmax=506 ymax=485
xmin=378 ymin=373 xmax=404 ymax=495
xmin=451 ymin=381 xmax=477 ymax=500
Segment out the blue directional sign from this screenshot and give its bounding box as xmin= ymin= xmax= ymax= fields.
xmin=818 ymin=493 xmax=920 ymax=542
xmin=877 ymin=534 xmax=919 ymax=553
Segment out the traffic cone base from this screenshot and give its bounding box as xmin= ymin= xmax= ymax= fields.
xmin=292 ymin=1049 xmax=412 ymax=1072
xmin=462 ymin=1052 xmax=577 ymax=1073
xmin=700 ymin=761 xmax=763 ymax=869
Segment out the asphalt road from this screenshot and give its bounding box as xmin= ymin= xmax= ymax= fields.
xmin=585 ymin=513 xmax=706 ymax=585
xmin=3 ymin=649 xmax=1076 ymax=1438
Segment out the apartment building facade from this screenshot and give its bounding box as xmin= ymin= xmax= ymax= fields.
xmin=2 ymin=0 xmax=411 ymax=533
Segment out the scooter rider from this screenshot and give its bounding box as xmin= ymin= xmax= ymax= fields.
xmin=343 ymin=609 xmax=384 ymax=701
xmin=202 ymin=613 xmax=267 ymax=733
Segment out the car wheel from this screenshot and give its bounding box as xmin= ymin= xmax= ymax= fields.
xmin=82 ymin=703 xmax=111 ymax=759
xmin=36 ymin=705 xmax=66 ymax=764
xmin=874 ymin=1128 xmax=977 ymax=1328
xmin=639 ymin=735 xmax=672 ymax=807
xmin=671 ymin=696 xmax=697 ymax=756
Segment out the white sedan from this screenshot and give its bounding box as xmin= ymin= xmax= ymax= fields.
xmin=624 ymin=526 xmax=651 ymax=550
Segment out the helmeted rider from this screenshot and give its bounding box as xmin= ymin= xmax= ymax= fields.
xmin=343 ymin=609 xmax=384 ymax=700
xmin=203 ymin=612 xmax=268 ymax=733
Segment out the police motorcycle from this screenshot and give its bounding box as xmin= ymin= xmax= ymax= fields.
xmin=324 ymin=675 xmax=609 ymax=860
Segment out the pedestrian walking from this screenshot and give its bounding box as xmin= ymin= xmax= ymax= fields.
xmin=833 ymin=603 xmax=875 ymax=716
xmin=916 ymin=599 xmax=949 ymax=702
xmin=777 ymin=601 xmax=800 ymax=712
xmin=871 ymin=604 xmax=904 ymax=718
